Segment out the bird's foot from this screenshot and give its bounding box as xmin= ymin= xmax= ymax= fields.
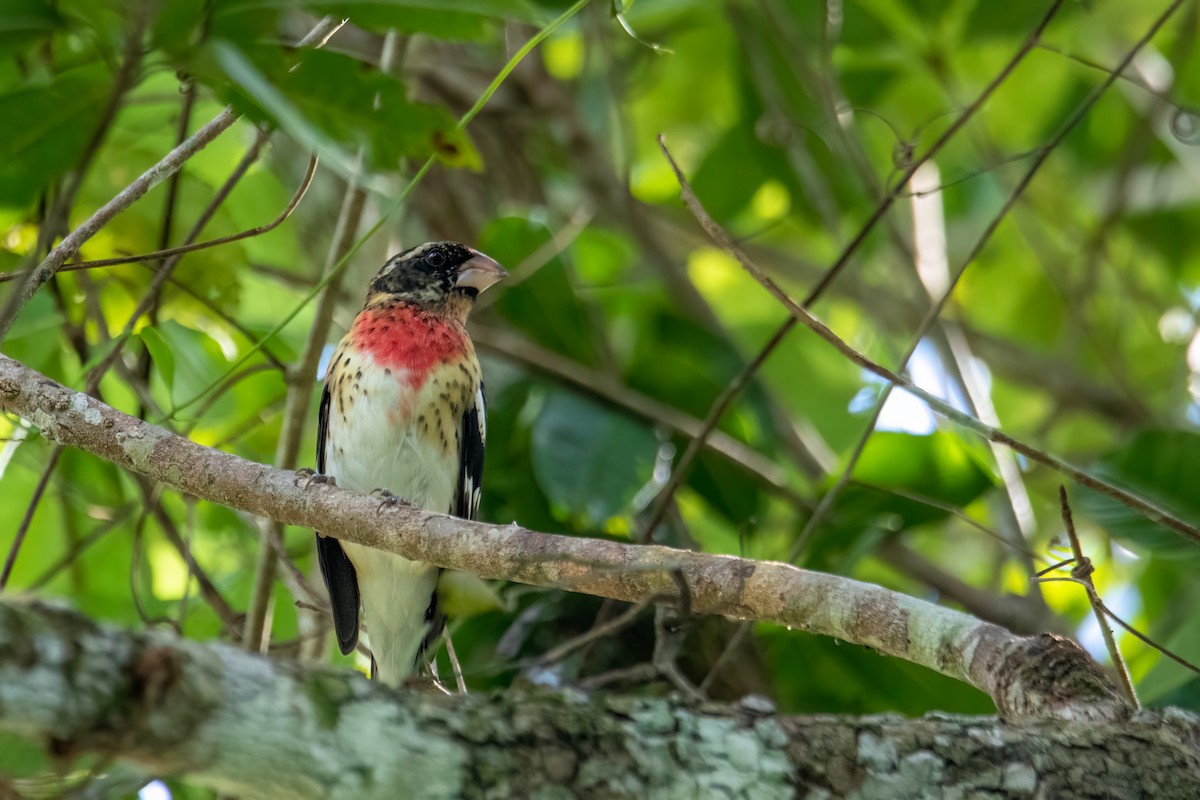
xmin=295 ymin=468 xmax=337 ymax=490
xmin=371 ymin=487 xmax=410 ymax=514
xmin=401 ymin=674 xmax=451 ymax=695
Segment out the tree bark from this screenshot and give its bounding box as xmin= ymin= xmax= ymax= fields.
xmin=0 ymin=354 xmax=1129 ymax=722
xmin=0 ymin=600 xmax=1196 ymax=800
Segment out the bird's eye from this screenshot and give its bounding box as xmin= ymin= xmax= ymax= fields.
xmin=424 ymin=249 xmax=446 ymax=268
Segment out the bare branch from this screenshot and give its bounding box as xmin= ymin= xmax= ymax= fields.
xmin=877 ymin=539 xmax=1055 ymax=635
xmin=0 ymin=354 xmax=1128 ymax=721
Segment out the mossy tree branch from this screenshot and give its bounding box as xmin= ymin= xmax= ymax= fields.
xmin=1 ymin=600 xmax=1197 ymax=799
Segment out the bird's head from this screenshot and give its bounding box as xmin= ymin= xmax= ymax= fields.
xmin=365 ymin=241 xmax=507 ymax=315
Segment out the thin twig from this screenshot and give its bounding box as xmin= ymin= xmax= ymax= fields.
xmin=148 ymin=81 xmax=197 ymax=322
xmin=3 ymin=125 xmax=297 ymax=617
xmin=242 ymin=165 xmax=366 ymax=651
xmin=22 ymin=163 xmax=308 ymax=281
xmin=444 ymin=633 xmax=468 ymax=695
xmin=0 ymin=154 xmax=316 ymax=283
xmin=140 ymin=480 xmax=241 ymax=633
xmin=0 ymin=108 xmax=239 ymax=341
xmin=1036 ymin=42 xmax=1181 ymax=106
xmin=1092 ymin=596 xmax=1200 ymax=677
xmin=636 ymin=319 xmax=796 ymax=542
xmin=474 ymin=206 xmax=595 ymax=312
xmin=28 ymin=506 xmax=135 ymax=591
xmin=472 ymin=324 xmax=801 ymax=502
xmin=655 ymin=4 xmax=1199 ymax=546
xmin=636 ymin=0 xmax=1068 ymax=541
xmin=128 ymin=510 xmax=181 ymax=633
xmin=532 ymin=595 xmax=660 ymax=668
xmin=861 ymin=480 xmax=1045 ymax=563
xmin=140 ymin=85 xmax=197 ymax=414
xmin=671 ymin=1 xmax=1194 ymax=682
xmin=1050 ymin=486 xmax=1138 ymax=708
xmin=0 ymin=448 xmax=63 ymax=588
xmin=159 ymin=0 xmax=594 ymax=424
xmin=697 ymin=618 xmax=752 ymax=693
xmin=84 ymin=136 xmax=288 ymax=395
xmin=36 ymin=12 xmax=150 ymax=268
xmin=2 ymin=132 xmax=276 ymax=588
xmin=0 ymin=26 xmax=160 ymax=575
xmin=157 ymin=273 xmax=288 ymax=372
xmin=578 ymin=663 xmax=657 ymax=690
xmin=878 ymin=539 xmax=1055 ymax=635
xmin=0 ymin=13 xmax=337 ymax=341
xmin=295 ymin=16 xmax=347 ymax=49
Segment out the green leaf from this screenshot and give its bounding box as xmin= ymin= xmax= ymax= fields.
xmin=0 ymin=65 xmax=110 ymax=209
xmin=439 ymin=570 xmax=508 ymax=617
xmin=317 ymin=0 xmax=544 ymax=18
xmin=140 ymin=326 xmax=176 ymax=391
xmin=206 ymin=0 xmax=288 ymax=42
xmin=0 ymin=732 xmax=51 ymax=777
xmin=140 ymin=320 xmax=231 ymax=410
xmin=206 ymin=42 xmax=478 ymax=181
xmin=849 ymin=429 xmax=995 ymax=512
xmin=78 ymin=331 xmax=132 ymax=376
xmin=1077 ymin=430 xmax=1200 ymax=561
xmin=803 ymin=430 xmax=995 ymax=569
xmin=0 ymin=0 xmax=63 ymax=58
xmin=686 ymin=451 xmax=764 ymax=529
xmin=964 ymin=0 xmax=1081 ymax=41
xmin=479 ymin=216 xmax=601 ymax=365
xmin=758 ymin=622 xmax=994 ymax=715
xmin=311 ymin=0 xmax=548 ymax=38
xmin=150 ymin=0 xmax=205 ymax=55
xmin=1148 ymin=676 xmax=1200 ymax=712
xmin=531 ymin=390 xmax=658 ymax=527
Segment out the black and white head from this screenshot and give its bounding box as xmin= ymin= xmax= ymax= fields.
xmin=368 ymin=241 xmax=507 ymax=308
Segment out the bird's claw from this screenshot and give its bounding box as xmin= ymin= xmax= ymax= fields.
xmin=296 ymin=468 xmax=337 ymax=490
xmin=371 ymin=488 xmax=409 ymax=514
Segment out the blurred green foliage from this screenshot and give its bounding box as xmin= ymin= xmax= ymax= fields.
xmin=3 ymin=5 xmax=1200 ymax=786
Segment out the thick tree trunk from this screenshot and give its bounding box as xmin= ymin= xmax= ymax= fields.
xmin=1 ymin=600 xmax=1196 ymax=799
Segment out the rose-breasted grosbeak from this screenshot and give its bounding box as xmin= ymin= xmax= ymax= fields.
xmin=314 ymin=241 xmax=506 ymax=686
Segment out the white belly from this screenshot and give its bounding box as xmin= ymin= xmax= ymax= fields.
xmin=324 ymin=355 xmax=458 ymax=684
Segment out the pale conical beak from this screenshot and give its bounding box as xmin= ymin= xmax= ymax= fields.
xmin=456 ymin=250 xmax=508 ymax=293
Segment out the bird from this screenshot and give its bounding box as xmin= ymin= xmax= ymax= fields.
xmin=313 ymin=241 xmax=506 ymax=687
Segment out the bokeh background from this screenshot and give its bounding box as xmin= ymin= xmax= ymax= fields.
xmin=3 ymin=2 xmax=1200 ymax=785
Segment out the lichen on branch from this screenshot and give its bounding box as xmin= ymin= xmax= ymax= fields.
xmin=0 ymin=600 xmax=1195 ymax=799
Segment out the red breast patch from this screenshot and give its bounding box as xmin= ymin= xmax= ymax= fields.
xmin=351 ymin=305 xmax=468 ymax=389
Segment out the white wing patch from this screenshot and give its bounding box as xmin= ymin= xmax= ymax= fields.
xmin=458 ymin=383 xmax=487 ymax=520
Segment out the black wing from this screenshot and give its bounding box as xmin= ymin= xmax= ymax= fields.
xmin=455 ymin=382 xmax=486 ymax=520
xmin=314 ymin=383 xmax=361 ymax=655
